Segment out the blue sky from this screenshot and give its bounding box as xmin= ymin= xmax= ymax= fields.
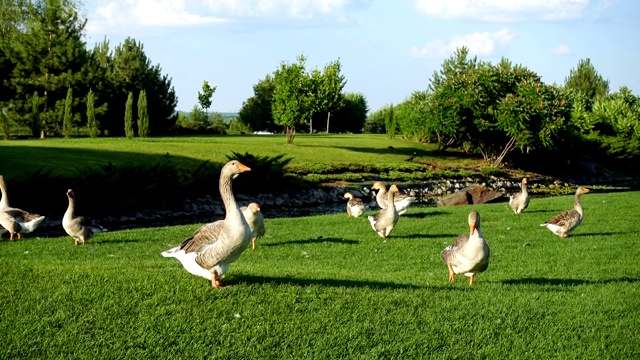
xmin=82 ymin=0 xmax=640 ymax=114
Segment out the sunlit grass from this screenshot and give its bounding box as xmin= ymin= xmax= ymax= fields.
xmin=1 ymin=190 xmax=639 ymax=358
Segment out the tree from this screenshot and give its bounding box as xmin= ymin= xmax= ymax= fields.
xmin=316 ymin=59 xmax=346 ymax=133
xmin=124 ymin=92 xmax=134 ymax=139
xmin=564 ymin=58 xmax=610 ymax=101
xmin=384 ymin=105 xmax=397 ymax=139
xmin=272 ymin=54 xmax=312 ymax=144
xmin=137 ymin=89 xmax=149 ymax=137
xmin=198 ymin=80 xmax=216 ymax=116
xmin=62 ymin=87 xmax=73 ymax=138
xmin=330 ymin=92 xmax=368 ymax=133
xmin=5 ymin=0 xmax=88 ymax=138
xmin=86 ymin=89 xmax=99 ymax=138
xmin=238 ymin=75 xmax=278 ymax=132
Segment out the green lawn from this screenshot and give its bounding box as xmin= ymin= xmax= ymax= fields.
xmin=1 ymin=190 xmax=639 ymax=358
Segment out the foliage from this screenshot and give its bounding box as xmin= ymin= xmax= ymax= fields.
xmin=329 ymin=92 xmax=368 ymax=133
xmin=564 ymin=58 xmax=610 ymax=100
xmin=311 ymin=59 xmax=346 ymax=133
xmin=272 ymin=54 xmax=311 ymax=144
xmin=197 ymin=80 xmax=216 ymax=116
xmin=238 ymin=75 xmax=279 ymax=132
xmin=62 ymin=87 xmax=73 ymax=138
xmin=124 ymin=92 xmax=134 ymax=139
xmin=86 ymin=89 xmax=98 ymax=138
xmin=207 ymin=113 xmax=227 ymax=135
xmin=0 ymin=108 xmax=9 ymax=139
xmin=137 ymin=89 xmax=149 ymax=137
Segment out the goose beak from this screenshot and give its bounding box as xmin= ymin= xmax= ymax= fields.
xmin=237 ymin=162 xmax=251 ymax=173
xmin=469 ymin=224 xmax=476 ymax=235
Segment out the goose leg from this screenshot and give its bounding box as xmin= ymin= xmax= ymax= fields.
xmin=469 ymin=274 xmax=475 ymax=286
xmin=212 ymin=272 xmax=222 ymax=288
xmin=17 ymin=233 xmax=22 ymax=239
xmin=252 ymin=238 xmax=256 ymax=250
xmin=447 ymin=264 xmax=455 ymax=282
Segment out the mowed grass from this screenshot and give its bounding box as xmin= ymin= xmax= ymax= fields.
xmin=0 ymin=134 xmax=480 ymax=180
xmin=1 ymin=190 xmax=639 ymax=359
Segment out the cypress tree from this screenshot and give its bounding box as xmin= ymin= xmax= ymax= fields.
xmin=62 ymin=87 xmax=73 ymax=138
xmin=86 ymin=89 xmax=98 ymax=138
xmin=124 ymin=91 xmax=134 ymax=139
xmin=137 ymin=89 xmax=149 ymax=137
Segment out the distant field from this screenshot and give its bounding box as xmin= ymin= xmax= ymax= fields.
xmin=0 ymin=134 xmax=485 ymax=181
xmin=1 ymin=190 xmax=639 ymax=358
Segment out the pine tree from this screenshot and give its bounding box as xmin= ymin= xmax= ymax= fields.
xmin=62 ymin=87 xmax=73 ymax=138
xmin=86 ymin=89 xmax=98 ymax=138
xmin=124 ymin=92 xmax=134 ymax=139
xmin=137 ymin=89 xmax=149 ymax=137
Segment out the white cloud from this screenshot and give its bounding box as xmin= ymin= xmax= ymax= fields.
xmin=551 ymin=44 xmax=572 ymax=55
xmin=202 ymin=0 xmax=352 ymax=19
xmin=414 ymin=0 xmax=592 ymax=22
xmin=412 ymin=29 xmax=516 ymax=58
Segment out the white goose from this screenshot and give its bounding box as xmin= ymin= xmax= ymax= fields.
xmin=509 ymin=178 xmax=530 ymax=214
xmin=441 ymin=211 xmax=490 ymax=286
xmin=368 ymin=185 xmax=399 ymax=239
xmin=241 ymin=202 xmax=265 ymax=250
xmin=62 ymin=189 xmax=107 ymax=245
xmin=162 ymin=160 xmax=252 ymax=288
xmin=540 ymin=187 xmax=590 ymax=238
xmin=0 ymin=175 xmax=45 ymax=240
xmin=371 ymin=181 xmax=416 ymax=215
xmin=343 ymin=191 xmax=365 ymax=218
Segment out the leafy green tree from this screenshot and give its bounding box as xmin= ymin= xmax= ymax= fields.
xmin=5 ymin=0 xmax=88 ymax=138
xmin=86 ymin=89 xmax=99 ymax=138
xmin=384 ymin=105 xmax=396 ymax=139
xmin=137 ymin=89 xmax=149 ymax=137
xmin=314 ymin=59 xmax=346 ymax=133
xmin=364 ymin=107 xmax=387 ymax=134
xmin=564 ymin=58 xmax=610 ymax=101
xmin=330 ymin=92 xmax=368 ymax=133
xmin=124 ymin=92 xmax=134 ymax=139
xmin=238 ymin=75 xmax=278 ymax=132
xmin=272 ymin=55 xmax=311 ymax=144
xmin=198 ymin=81 xmax=216 ymax=116
xmin=62 ymin=87 xmax=73 ymax=138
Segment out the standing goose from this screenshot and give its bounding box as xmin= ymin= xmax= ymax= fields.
xmin=241 ymin=202 xmax=265 ymax=250
xmin=0 ymin=175 xmax=46 ymax=240
xmin=509 ymin=178 xmax=531 ymax=214
xmin=62 ymin=189 xmax=107 ymax=245
xmin=540 ymin=187 xmax=590 ymax=238
xmin=441 ymin=211 xmax=490 ymax=286
xmin=343 ymin=191 xmax=365 ymax=218
xmin=368 ymin=185 xmax=400 ymax=239
xmin=162 ymin=160 xmax=252 ymax=288
xmin=371 ymin=181 xmax=416 ymax=215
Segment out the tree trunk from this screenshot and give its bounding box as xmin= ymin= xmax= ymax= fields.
xmin=286 ymin=127 xmax=296 ymax=144
xmin=309 ymin=118 xmax=313 ymax=134
xmin=326 ymin=111 xmax=331 ymax=133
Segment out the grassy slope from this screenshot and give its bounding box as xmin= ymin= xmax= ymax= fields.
xmin=1 ymin=190 xmax=639 ymax=359
xmin=0 ymin=134 xmax=485 ymax=181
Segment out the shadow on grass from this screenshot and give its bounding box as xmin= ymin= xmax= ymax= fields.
xmin=569 ymin=231 xmax=632 ymax=237
xmin=501 ymin=277 xmax=640 ymax=286
xmin=401 ymin=210 xmax=450 ymax=219
xmin=333 ymin=146 xmax=477 ymax=161
xmin=393 ymin=233 xmax=457 ymax=240
xmin=263 ymin=237 xmax=360 ymax=247
xmin=230 ymin=274 xmax=459 ymax=291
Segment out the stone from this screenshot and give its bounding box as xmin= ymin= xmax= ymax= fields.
xmin=436 ymin=184 xmax=503 ymax=207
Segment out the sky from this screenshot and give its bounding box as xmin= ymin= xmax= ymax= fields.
xmin=82 ymin=0 xmax=640 ymax=114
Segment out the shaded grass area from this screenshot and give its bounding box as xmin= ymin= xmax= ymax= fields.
xmin=1 ymin=190 xmax=639 ymax=358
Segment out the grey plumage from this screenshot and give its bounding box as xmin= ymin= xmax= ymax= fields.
xmin=509 ymin=178 xmax=530 ymax=214
xmin=540 ymin=187 xmax=590 ymax=238
xmin=62 ymin=189 xmax=106 ymax=245
xmin=441 ymin=211 xmax=490 ymax=286
xmin=0 ymin=175 xmax=45 ymax=240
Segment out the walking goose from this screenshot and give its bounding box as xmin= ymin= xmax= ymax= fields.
xmin=241 ymin=202 xmax=265 ymax=250
xmin=0 ymin=175 xmax=45 ymax=240
xmin=343 ymin=191 xmax=365 ymax=218
xmin=162 ymin=160 xmax=252 ymax=288
xmin=441 ymin=211 xmax=490 ymax=286
xmin=368 ymin=185 xmax=399 ymax=239
xmin=371 ymin=181 xmax=416 ymax=215
xmin=540 ymin=187 xmax=590 ymax=238
xmin=62 ymin=189 xmax=107 ymax=245
xmin=509 ymin=178 xmax=531 ymax=214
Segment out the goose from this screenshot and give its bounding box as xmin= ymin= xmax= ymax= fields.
xmin=540 ymin=187 xmax=590 ymax=238
xmin=343 ymin=191 xmax=365 ymax=218
xmin=162 ymin=160 xmax=252 ymax=288
xmin=441 ymin=211 xmax=490 ymax=286
xmin=404 ymin=152 xmax=416 ymax=162
xmin=62 ymin=189 xmax=107 ymax=245
xmin=371 ymin=181 xmax=416 ymax=215
xmin=241 ymin=202 xmax=265 ymax=250
xmin=368 ymin=185 xmax=399 ymax=239
xmin=509 ymin=178 xmax=531 ymax=214
xmin=0 ymin=175 xmax=45 ymax=240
